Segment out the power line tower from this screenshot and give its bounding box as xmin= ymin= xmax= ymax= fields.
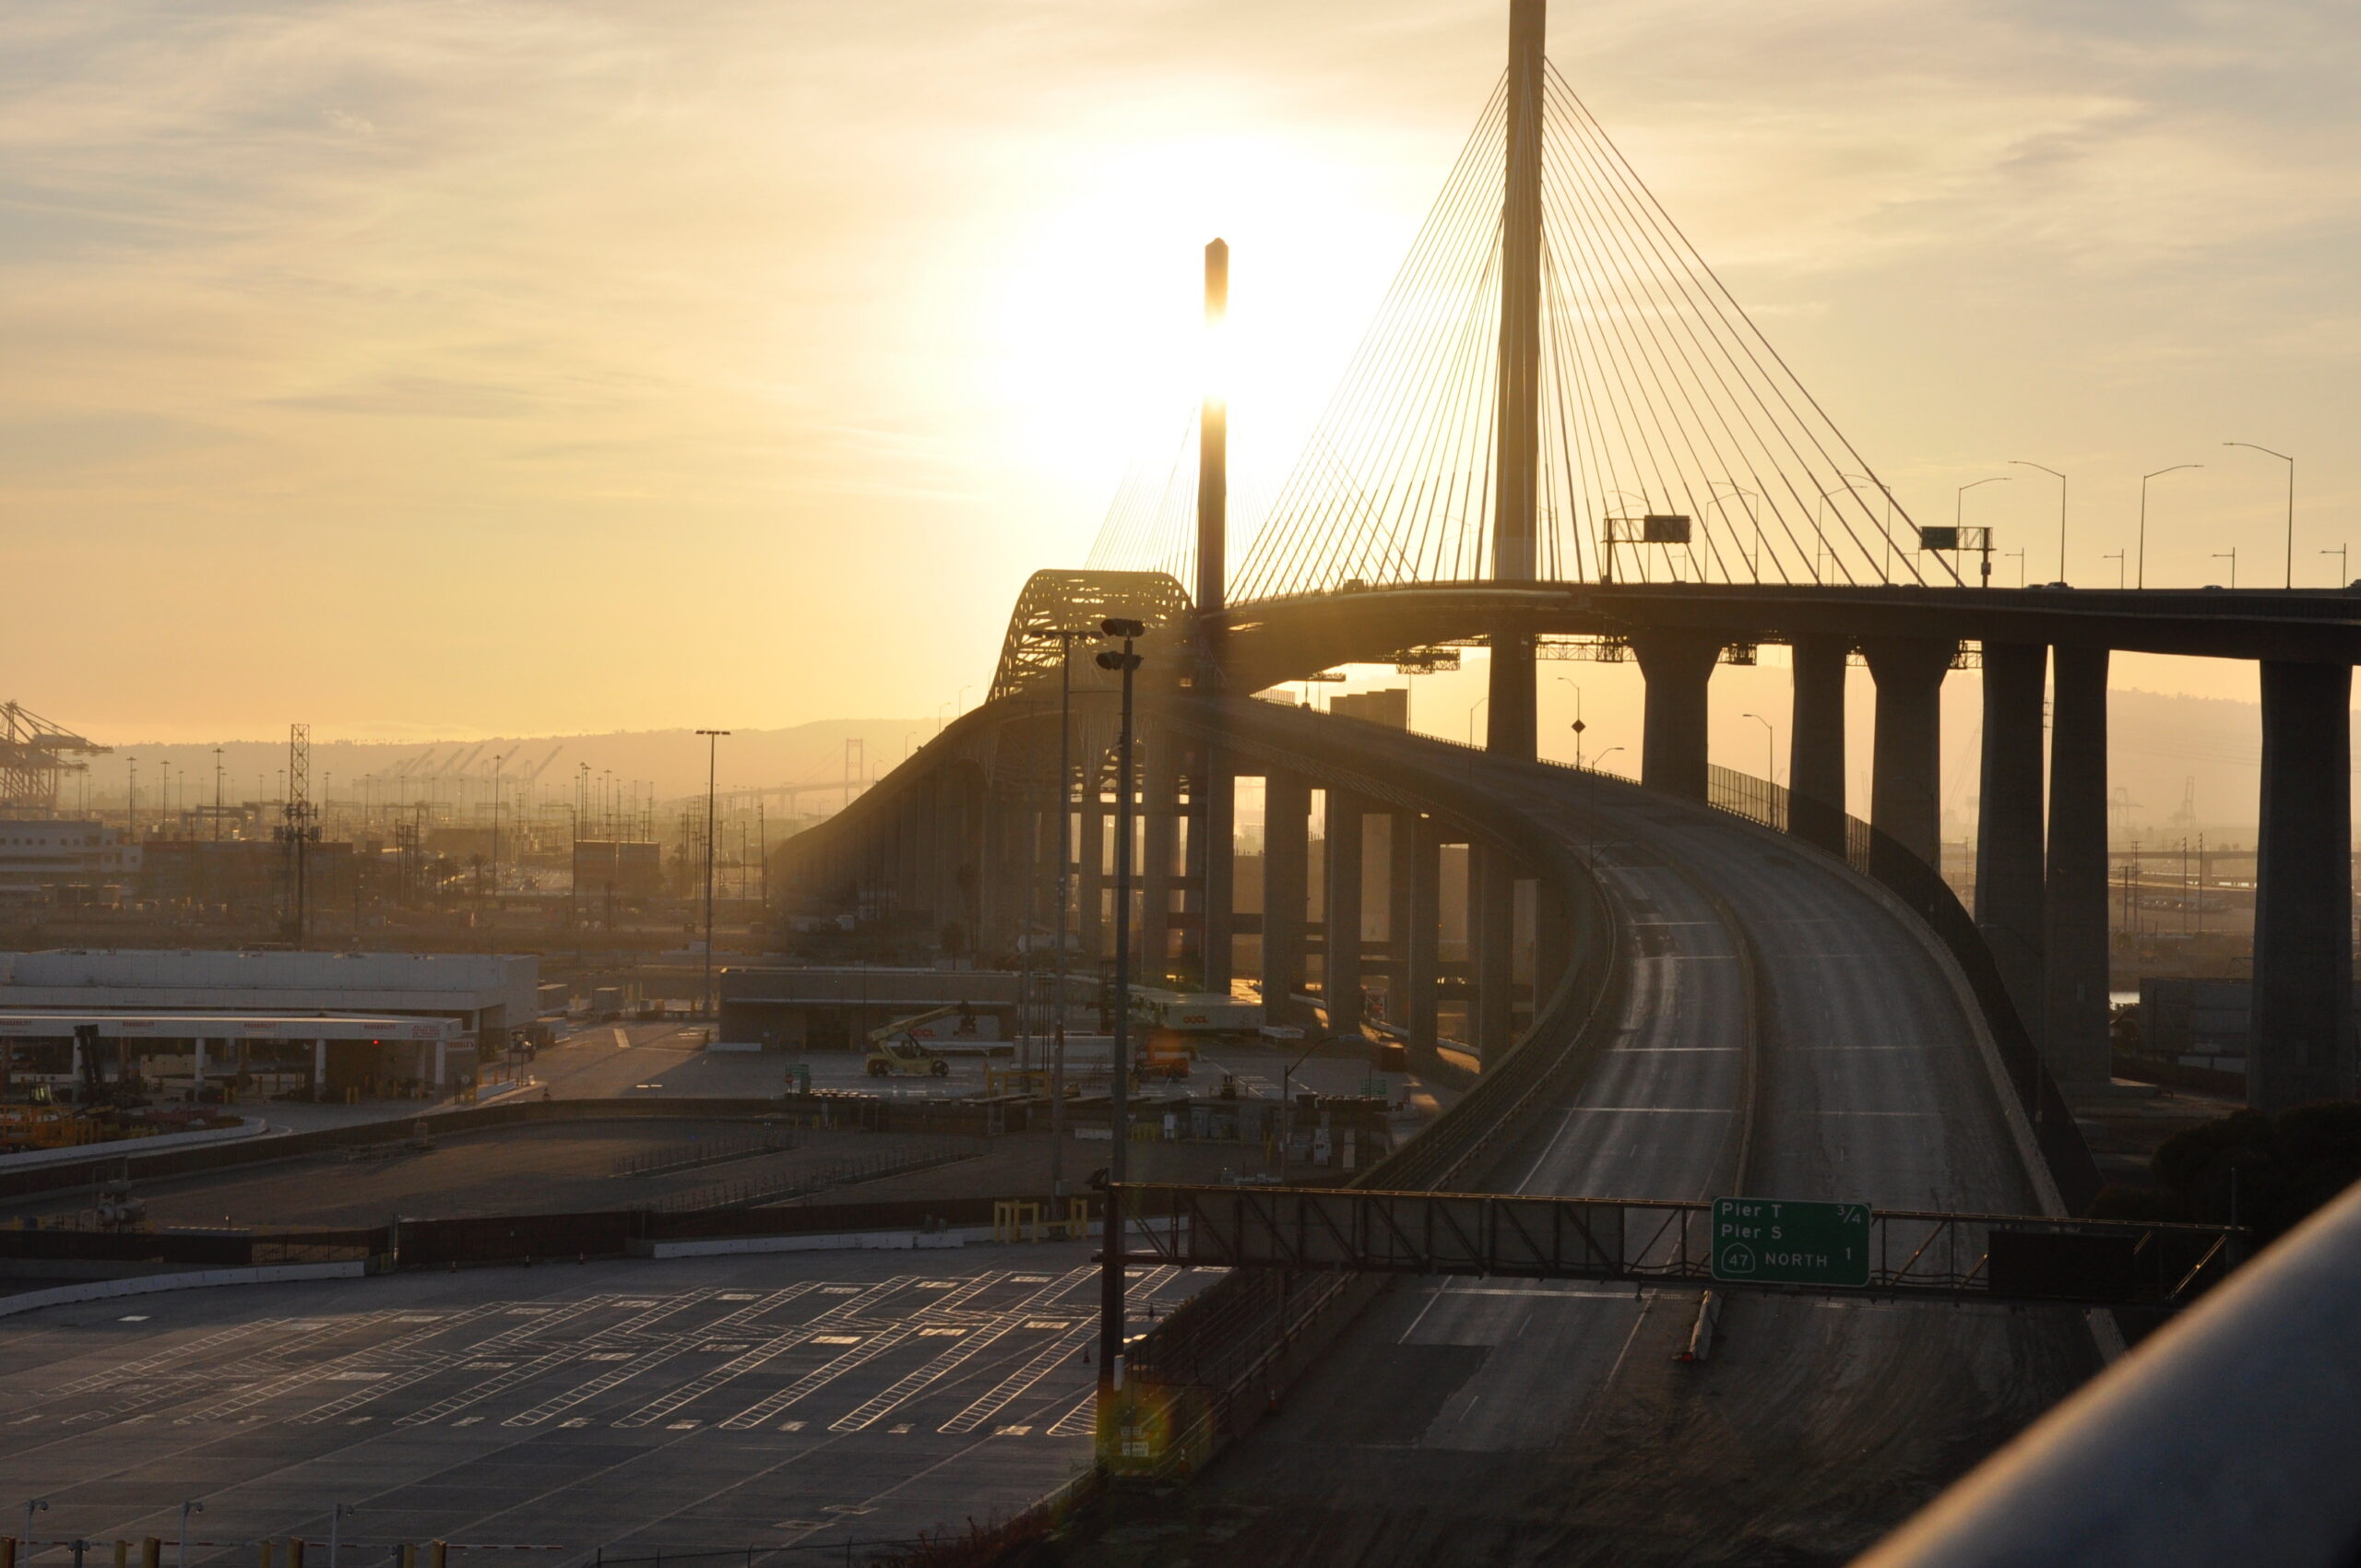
xmin=278 ymin=722 xmax=320 ymax=945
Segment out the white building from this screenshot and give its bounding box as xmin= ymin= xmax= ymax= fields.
xmin=0 ymin=821 xmax=138 ymax=898
xmin=0 ymin=950 xmax=538 ymax=1090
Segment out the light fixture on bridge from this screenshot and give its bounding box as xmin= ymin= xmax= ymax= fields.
xmin=1101 ymin=617 xmax=1146 ymax=640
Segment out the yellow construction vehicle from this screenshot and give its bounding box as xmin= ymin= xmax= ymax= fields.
xmin=863 ymin=1006 xmax=959 ymax=1078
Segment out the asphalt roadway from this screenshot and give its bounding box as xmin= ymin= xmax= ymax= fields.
xmin=1092 ymin=707 xmax=2102 ymax=1566
xmin=0 ymin=1243 xmax=1202 ymax=1562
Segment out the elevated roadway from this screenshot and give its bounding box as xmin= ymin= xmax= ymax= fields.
xmin=1089 ymin=698 xmax=2101 ymax=1566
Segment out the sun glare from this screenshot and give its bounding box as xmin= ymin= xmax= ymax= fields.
xmin=979 ymin=119 xmax=1427 ymax=550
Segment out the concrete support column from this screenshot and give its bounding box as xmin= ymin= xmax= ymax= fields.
xmin=1407 ymin=815 xmax=1441 ymax=1068
xmin=1078 ymin=772 xmax=1106 ymax=961
xmin=1977 ymin=641 xmax=2049 ymax=1037
xmin=2250 ymin=660 xmax=2355 ymax=1111
xmin=1473 ymin=846 xmax=1516 ymax=1056
xmin=1387 ymin=812 xmax=1415 ymax=992
xmin=1863 ymin=637 xmax=1954 ymax=868
xmin=1324 ymin=793 xmax=1365 ymax=1037
xmin=314 ymin=1039 xmax=328 ymax=1100
xmin=1196 ymin=748 xmax=1235 ymax=993
xmin=1140 ymin=735 xmax=1180 ymax=983
xmin=1535 ymin=882 xmax=1570 ymax=1013
xmin=1488 ymin=632 xmax=1537 ymax=760
xmin=1788 ymin=634 xmax=1849 ymax=852
xmin=2043 ymin=645 xmax=2110 ymax=1086
xmin=1630 ymin=630 xmax=1720 ymax=800
xmin=1263 ymin=769 xmax=1311 ymax=1028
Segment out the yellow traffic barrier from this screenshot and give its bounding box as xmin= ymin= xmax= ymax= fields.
xmin=288 ymin=1538 xmax=307 ymax=1568
xmin=4 ymin=1533 xmax=19 ymax=1568
xmin=993 ymin=1199 xmax=1042 ymax=1242
xmin=257 ymin=1540 xmax=275 ymax=1568
xmin=142 ymin=1539 xmax=161 ymax=1568
xmin=431 ymin=1541 xmax=450 ymax=1568
xmin=114 ymin=1540 xmax=129 ymax=1568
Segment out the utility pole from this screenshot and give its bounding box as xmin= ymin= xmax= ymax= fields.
xmin=278 ymin=723 xmax=316 ymax=946
xmin=1094 ymin=619 xmax=1144 ymax=1403
xmin=697 ymin=730 xmax=730 ymax=1020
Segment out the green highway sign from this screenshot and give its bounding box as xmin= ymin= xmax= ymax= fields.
xmin=1711 ymin=1197 xmax=1871 ymax=1288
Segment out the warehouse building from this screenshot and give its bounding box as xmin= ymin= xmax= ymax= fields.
xmin=0 ymin=949 xmax=537 ymax=1090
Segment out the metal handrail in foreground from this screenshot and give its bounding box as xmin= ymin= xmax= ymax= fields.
xmin=1854 ymin=1177 xmax=2361 ymax=1568
xmin=1111 ymin=1183 xmax=2243 ymax=1310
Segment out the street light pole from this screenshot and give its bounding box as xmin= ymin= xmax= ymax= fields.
xmin=696 ymin=730 xmax=731 ymax=1021
xmin=2010 ymin=460 xmax=2066 ymax=583
xmin=2224 ymin=443 xmax=2294 ymax=588
xmin=1031 ymin=627 xmax=1094 ymax=1202
xmin=1556 ymin=676 xmax=1584 ymax=767
xmin=2138 ymin=464 xmax=2202 ymax=589
xmin=1956 ymin=476 xmax=2010 ymax=587
xmin=1741 ymin=712 xmax=1775 ymax=786
xmin=1093 ymin=617 xmax=1145 ymax=1404
xmin=178 ymin=1502 xmax=202 ymax=1568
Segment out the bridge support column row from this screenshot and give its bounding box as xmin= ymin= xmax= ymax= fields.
xmin=1324 ymin=792 xmax=1365 ymax=1037
xmin=2251 ymin=660 xmax=2355 ymax=1110
xmin=1140 ymin=735 xmax=1180 ymax=983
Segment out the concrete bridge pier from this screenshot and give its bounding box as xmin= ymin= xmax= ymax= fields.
xmin=1324 ymin=793 xmax=1366 ymax=1037
xmin=1976 ymin=641 xmax=2049 ymax=1038
xmin=2044 ymin=645 xmax=2110 ymax=1086
xmin=1263 ymin=768 xmax=1311 ymax=1028
xmin=1473 ymin=846 xmax=1516 ymax=1055
xmin=1386 ymin=811 xmax=1414 ymax=1002
xmin=1141 ymin=735 xmax=1181 ymax=982
xmin=1863 ymin=637 xmax=1953 ymax=869
xmin=1788 ymin=634 xmax=1849 ymax=852
xmin=1536 ymin=876 xmax=1570 ymax=1014
xmin=1196 ymin=747 xmax=1235 ymax=993
xmin=1489 ymin=632 xmax=1537 ymax=760
xmin=1406 ymin=814 xmax=1442 ymax=1068
xmin=1077 ymin=771 xmax=1105 ymax=960
xmin=1630 ymin=629 xmax=1720 ymax=800
xmin=2250 ymin=660 xmax=2355 ymax=1111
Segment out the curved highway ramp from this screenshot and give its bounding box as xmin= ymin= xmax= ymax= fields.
xmin=1080 ymin=702 xmax=2103 ymax=1568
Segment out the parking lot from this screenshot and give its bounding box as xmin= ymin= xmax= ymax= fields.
xmin=0 ymin=1244 xmax=1203 ymax=1561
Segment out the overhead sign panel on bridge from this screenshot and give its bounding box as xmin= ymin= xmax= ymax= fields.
xmin=1711 ymin=1196 xmax=1870 ymax=1288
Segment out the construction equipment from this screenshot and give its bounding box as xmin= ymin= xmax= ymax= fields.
xmin=866 ymin=1038 xmax=950 ymax=1078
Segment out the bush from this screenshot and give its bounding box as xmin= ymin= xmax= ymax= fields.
xmin=2090 ymin=1101 xmax=2361 ymax=1245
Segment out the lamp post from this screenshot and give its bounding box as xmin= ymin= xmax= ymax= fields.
xmin=2213 ymin=548 xmax=2238 ymax=588
xmin=1592 ymin=745 xmax=1626 ymax=774
xmin=2223 ymin=442 xmax=2294 ymax=588
xmin=1466 ymin=694 xmax=1489 ymax=746
xmin=1030 ymin=627 xmax=1097 ymax=1201
xmin=1093 ymin=617 xmax=1145 ymax=1404
xmin=2137 ymin=464 xmax=2202 ymax=588
xmin=696 ymin=730 xmax=730 ymax=1021
xmin=26 ymin=1499 xmax=49 ymax=1552
xmin=2324 ymin=545 xmax=2349 ymax=585
xmin=2010 ymin=460 xmax=2066 ymax=583
xmin=1740 ymin=712 xmax=1775 ymax=786
xmin=178 ymin=1501 xmax=202 ymax=1568
xmin=1556 ymin=676 xmax=1584 ymax=766
xmin=328 ymin=1503 xmax=354 ymax=1568
xmin=2105 ymin=550 xmax=2126 ymax=588
xmin=1956 ymin=476 xmax=2010 ymax=587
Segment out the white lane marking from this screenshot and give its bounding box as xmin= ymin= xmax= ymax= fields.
xmin=1809 ymin=1110 xmax=1936 ymax=1117
xmin=1566 ymin=1107 xmax=1735 ymax=1114
xmin=1610 ymin=1047 xmax=1739 ymax=1053
xmin=1413 ymin=1287 xmax=1661 ymax=1301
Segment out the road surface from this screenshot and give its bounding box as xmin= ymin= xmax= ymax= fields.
xmin=1093 ymin=703 xmax=2100 ymax=1566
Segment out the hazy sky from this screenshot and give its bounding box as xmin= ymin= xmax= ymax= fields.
xmin=5 ymin=0 xmax=2355 ymax=745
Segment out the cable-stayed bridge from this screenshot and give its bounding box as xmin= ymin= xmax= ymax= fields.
xmin=776 ymin=3 xmax=2360 ymax=1562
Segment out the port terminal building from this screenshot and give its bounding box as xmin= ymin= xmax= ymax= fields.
xmin=0 ymin=950 xmax=536 ymax=1095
